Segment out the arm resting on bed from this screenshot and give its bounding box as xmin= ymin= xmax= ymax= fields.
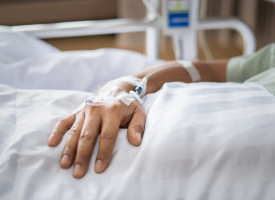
xmin=116 ymin=59 xmax=228 ymax=95
xmin=48 ymin=59 xmax=228 ymax=178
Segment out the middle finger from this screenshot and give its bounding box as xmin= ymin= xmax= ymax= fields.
xmin=73 ymin=108 xmax=101 ymax=178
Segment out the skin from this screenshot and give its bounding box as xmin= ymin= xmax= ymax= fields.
xmin=47 ymin=59 xmax=228 ymax=178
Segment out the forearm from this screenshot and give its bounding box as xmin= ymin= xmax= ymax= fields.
xmin=114 ymin=59 xmax=228 ymax=95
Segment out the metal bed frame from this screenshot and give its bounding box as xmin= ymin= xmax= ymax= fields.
xmin=5 ymin=0 xmax=255 ymax=61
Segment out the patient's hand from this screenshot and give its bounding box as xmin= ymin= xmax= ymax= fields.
xmin=47 ymin=96 xmax=146 ymax=178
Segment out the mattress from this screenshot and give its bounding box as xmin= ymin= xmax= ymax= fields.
xmin=1 ymin=82 xmax=275 ymax=200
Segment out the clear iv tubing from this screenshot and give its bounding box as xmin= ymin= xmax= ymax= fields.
xmin=84 ymin=62 xmax=185 ymax=107
xmin=71 ymin=62 xmax=191 ymax=114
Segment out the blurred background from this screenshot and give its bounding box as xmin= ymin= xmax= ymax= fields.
xmin=1 ymin=0 xmax=274 ymax=61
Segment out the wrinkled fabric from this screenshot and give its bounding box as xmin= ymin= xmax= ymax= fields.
xmin=0 ymin=31 xmax=60 ymax=65
xmin=0 ymin=31 xmax=162 ymax=93
xmin=1 ymin=82 xmax=275 ymax=200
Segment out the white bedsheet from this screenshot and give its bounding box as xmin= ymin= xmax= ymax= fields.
xmin=0 ymin=31 xmax=161 ymax=92
xmin=1 ymin=82 xmax=275 ymax=200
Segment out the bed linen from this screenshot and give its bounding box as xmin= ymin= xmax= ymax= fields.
xmin=1 ymin=82 xmax=275 ymax=200
xmin=0 ymin=31 xmax=161 ymax=92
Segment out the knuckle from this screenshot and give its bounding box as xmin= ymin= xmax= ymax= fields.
xmin=79 ymin=133 xmax=96 ymax=141
xmin=137 ymin=108 xmax=146 ymax=116
xmin=86 ymin=106 xmax=101 ymax=116
xmin=52 ymin=128 xmax=59 ymax=134
xmin=106 ymin=103 xmax=119 ymax=113
xmin=86 ymin=104 xmax=95 ymax=112
xmin=100 ymin=131 xmax=115 ymax=141
xmin=131 ymin=101 xmax=140 ymax=107
xmin=57 ymin=118 xmax=69 ymax=130
xmin=68 ymin=127 xmax=79 ymax=136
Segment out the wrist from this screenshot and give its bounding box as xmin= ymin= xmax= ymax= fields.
xmin=105 ymin=75 xmax=162 ymax=96
xmin=146 ymin=76 xmax=162 ymax=94
xmin=105 ymin=80 xmax=135 ymax=93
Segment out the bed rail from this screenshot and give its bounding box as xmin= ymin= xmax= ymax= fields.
xmin=10 ymin=18 xmax=160 ymax=61
xmin=8 ymin=0 xmax=256 ymax=61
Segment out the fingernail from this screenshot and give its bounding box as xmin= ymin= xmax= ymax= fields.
xmin=73 ymin=164 xmax=81 ymax=176
xmin=136 ymin=132 xmax=141 ymax=143
xmin=61 ymin=155 xmax=69 ymax=166
xmin=48 ymin=134 xmax=55 ymax=144
xmin=95 ymin=160 xmax=102 ymax=172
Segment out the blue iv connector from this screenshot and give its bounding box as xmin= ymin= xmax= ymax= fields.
xmin=135 ymin=86 xmax=142 ymax=96
xmin=86 ymin=99 xmax=93 ymax=104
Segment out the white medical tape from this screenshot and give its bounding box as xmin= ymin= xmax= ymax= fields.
xmin=72 ymin=61 xmax=201 ymax=114
xmin=177 ymin=60 xmax=201 ymax=82
xmin=114 ymin=76 xmax=147 ymax=98
xmin=116 ymin=91 xmax=136 ymax=105
xmin=114 ymin=76 xmax=144 ymax=86
xmin=72 ymin=88 xmax=137 ymax=114
xmin=129 ymin=91 xmax=144 ymax=104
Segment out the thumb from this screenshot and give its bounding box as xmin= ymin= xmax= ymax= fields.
xmin=127 ymin=107 xmax=146 ymax=146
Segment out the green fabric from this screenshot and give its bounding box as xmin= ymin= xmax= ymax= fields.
xmin=226 ymin=43 xmax=275 ymax=94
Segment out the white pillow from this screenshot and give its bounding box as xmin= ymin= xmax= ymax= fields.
xmin=0 ymin=82 xmax=275 ymax=200
xmin=0 ymin=32 xmax=59 ymax=65
xmin=0 ymin=32 xmax=162 ymax=92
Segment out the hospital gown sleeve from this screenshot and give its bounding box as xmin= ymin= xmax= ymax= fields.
xmin=226 ymin=43 xmax=275 ymax=82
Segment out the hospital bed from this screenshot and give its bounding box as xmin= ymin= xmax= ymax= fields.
xmin=1 ymin=1 xmax=275 ymax=199
xmin=1 ymin=41 xmax=275 ymax=198
xmin=5 ymin=0 xmax=255 ymax=61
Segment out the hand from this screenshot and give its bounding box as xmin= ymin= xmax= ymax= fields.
xmin=47 ymin=99 xmax=146 ymax=178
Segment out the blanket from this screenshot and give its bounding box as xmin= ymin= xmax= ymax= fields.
xmin=0 ymin=82 xmax=275 ymax=200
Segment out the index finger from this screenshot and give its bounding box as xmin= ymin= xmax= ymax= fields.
xmin=48 ymin=114 xmax=75 ymax=147
xmin=95 ymin=111 xmax=120 ymax=173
